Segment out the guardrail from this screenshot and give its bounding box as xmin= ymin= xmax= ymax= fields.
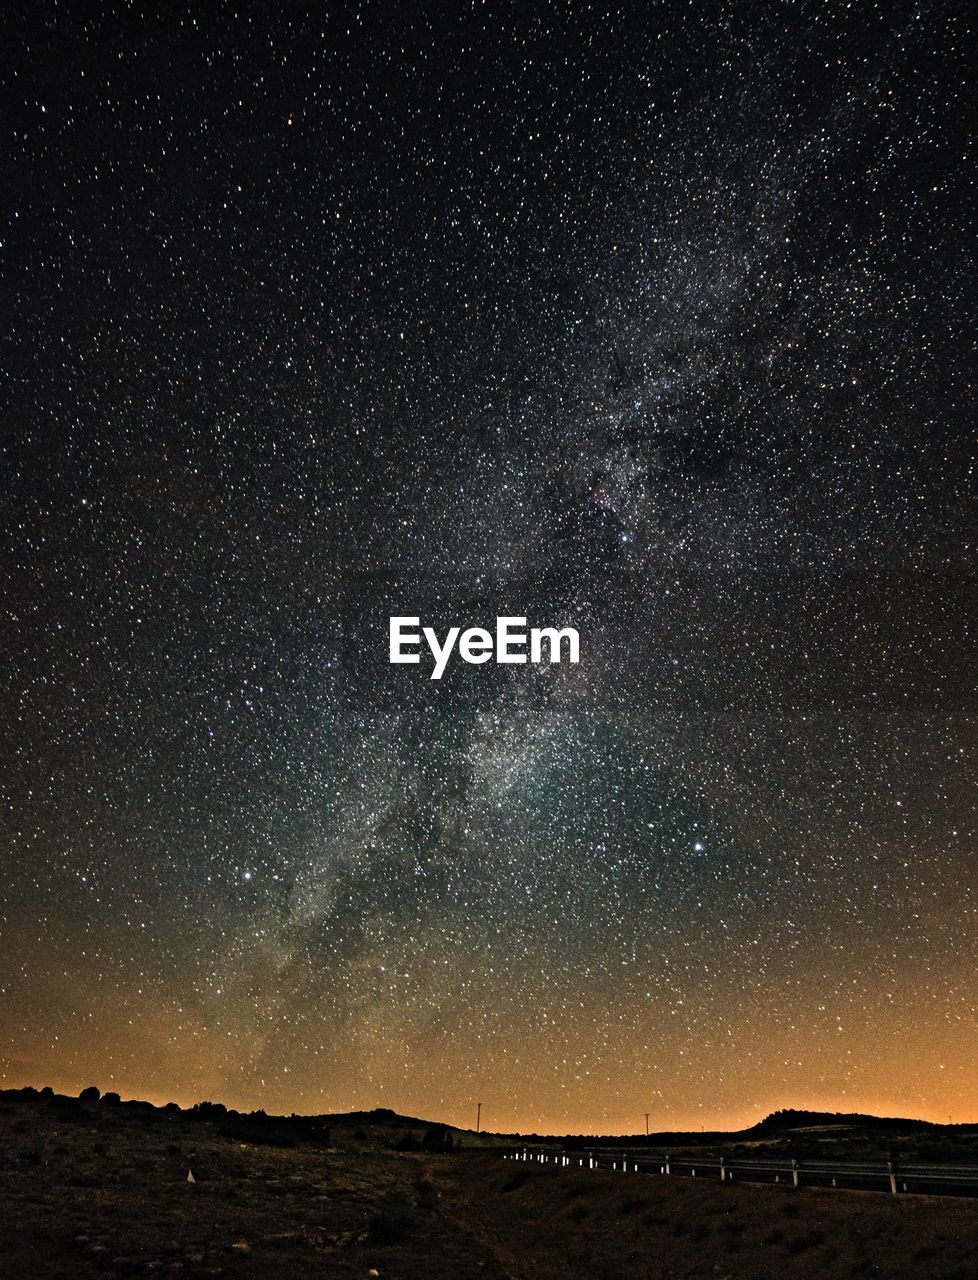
xmin=501 ymin=1147 xmax=978 ymax=1197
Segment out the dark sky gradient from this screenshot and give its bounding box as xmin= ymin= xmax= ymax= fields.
xmin=0 ymin=1 xmax=974 ymax=1133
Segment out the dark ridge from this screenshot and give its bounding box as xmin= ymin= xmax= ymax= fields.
xmin=1 ymin=1087 xmax=975 ymax=1149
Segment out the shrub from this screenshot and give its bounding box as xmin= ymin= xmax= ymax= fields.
xmin=414 ymin=1177 xmax=437 ymax=1204
xmin=786 ymin=1229 xmax=827 ymax=1255
xmin=368 ymin=1194 xmax=420 ymax=1243
xmin=421 ymin=1125 xmax=454 ymax=1152
xmin=220 ymin=1115 xmax=297 ymax=1148
xmin=641 ymin=1211 xmax=669 ymax=1228
xmin=192 ymin=1101 xmax=227 ymax=1119
xmin=618 ymin=1198 xmax=644 ymax=1215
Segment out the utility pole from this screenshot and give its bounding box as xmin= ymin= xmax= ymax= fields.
xmin=476 ymin=1102 xmax=482 ymax=1133
xmin=644 ymin=1112 xmax=650 ymax=1139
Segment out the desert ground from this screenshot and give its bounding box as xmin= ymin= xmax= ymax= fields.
xmin=1 ymin=1093 xmax=976 ymax=1279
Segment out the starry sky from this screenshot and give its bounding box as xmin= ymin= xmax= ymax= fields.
xmin=0 ymin=2 xmax=974 ymax=1135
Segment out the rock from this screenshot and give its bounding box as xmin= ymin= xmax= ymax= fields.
xmin=230 ymin=1241 xmax=251 ymax=1253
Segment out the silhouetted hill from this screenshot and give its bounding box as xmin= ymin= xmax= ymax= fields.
xmin=0 ymin=1087 xmax=494 ymax=1151
xmin=747 ymin=1108 xmax=952 ymax=1135
xmin=1 ymin=1087 xmax=974 ymax=1156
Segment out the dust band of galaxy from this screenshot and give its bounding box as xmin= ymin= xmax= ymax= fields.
xmin=390 ymin=616 xmax=580 ymax=679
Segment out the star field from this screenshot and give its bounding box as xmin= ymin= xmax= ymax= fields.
xmin=0 ymin=1 xmax=974 ymax=1133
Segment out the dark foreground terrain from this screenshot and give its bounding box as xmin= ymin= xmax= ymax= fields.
xmin=1 ymin=1093 xmax=976 ymax=1279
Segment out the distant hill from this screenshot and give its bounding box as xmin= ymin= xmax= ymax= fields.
xmin=1 ymin=1086 xmax=974 ymax=1151
xmin=747 ymin=1108 xmax=950 ymax=1135
xmin=0 ymin=1087 xmax=499 ymax=1150
xmin=527 ymin=1109 xmax=978 ymax=1150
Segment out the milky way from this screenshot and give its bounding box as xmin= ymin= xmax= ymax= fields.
xmin=0 ymin=2 xmax=974 ymax=1133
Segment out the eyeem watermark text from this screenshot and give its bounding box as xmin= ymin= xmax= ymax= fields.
xmin=389 ymin=616 xmax=580 ymax=680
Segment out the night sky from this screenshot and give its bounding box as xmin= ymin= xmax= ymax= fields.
xmin=1 ymin=2 xmax=974 ymax=1135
